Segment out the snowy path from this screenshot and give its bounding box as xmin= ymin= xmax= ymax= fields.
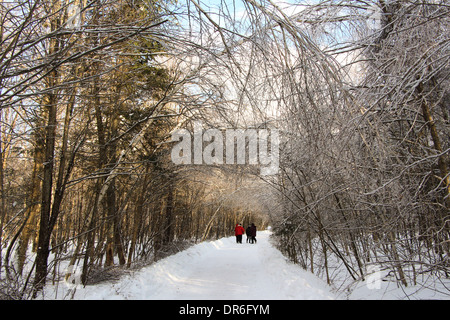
xmin=62 ymin=231 xmax=336 ymax=300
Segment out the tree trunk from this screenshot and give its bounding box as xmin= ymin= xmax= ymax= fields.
xmin=33 ymin=91 xmax=58 ymax=295
xmin=17 ymin=128 xmax=44 ymax=275
xmin=163 ymin=177 xmax=174 ymax=245
xmin=417 ymin=81 xmax=450 ymax=207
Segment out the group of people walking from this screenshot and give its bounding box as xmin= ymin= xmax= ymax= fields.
xmin=234 ymin=223 xmax=257 ymax=244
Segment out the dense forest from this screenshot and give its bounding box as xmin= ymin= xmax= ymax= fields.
xmin=0 ymin=0 xmax=448 ymax=299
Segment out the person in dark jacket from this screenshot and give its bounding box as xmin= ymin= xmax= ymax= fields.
xmin=246 ymin=226 xmax=252 ymax=243
xmin=235 ymin=223 xmax=245 ymax=244
xmin=250 ymin=223 xmax=257 ymax=244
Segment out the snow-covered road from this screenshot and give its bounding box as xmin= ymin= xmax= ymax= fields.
xmin=57 ymin=231 xmax=336 ymax=300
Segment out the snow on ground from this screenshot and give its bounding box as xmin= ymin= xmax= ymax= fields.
xmin=49 ymin=231 xmax=336 ymax=300
xmin=348 ymin=270 xmax=450 ymax=300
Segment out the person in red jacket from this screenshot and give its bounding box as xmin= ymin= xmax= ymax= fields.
xmin=234 ymin=223 xmax=245 ymax=244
